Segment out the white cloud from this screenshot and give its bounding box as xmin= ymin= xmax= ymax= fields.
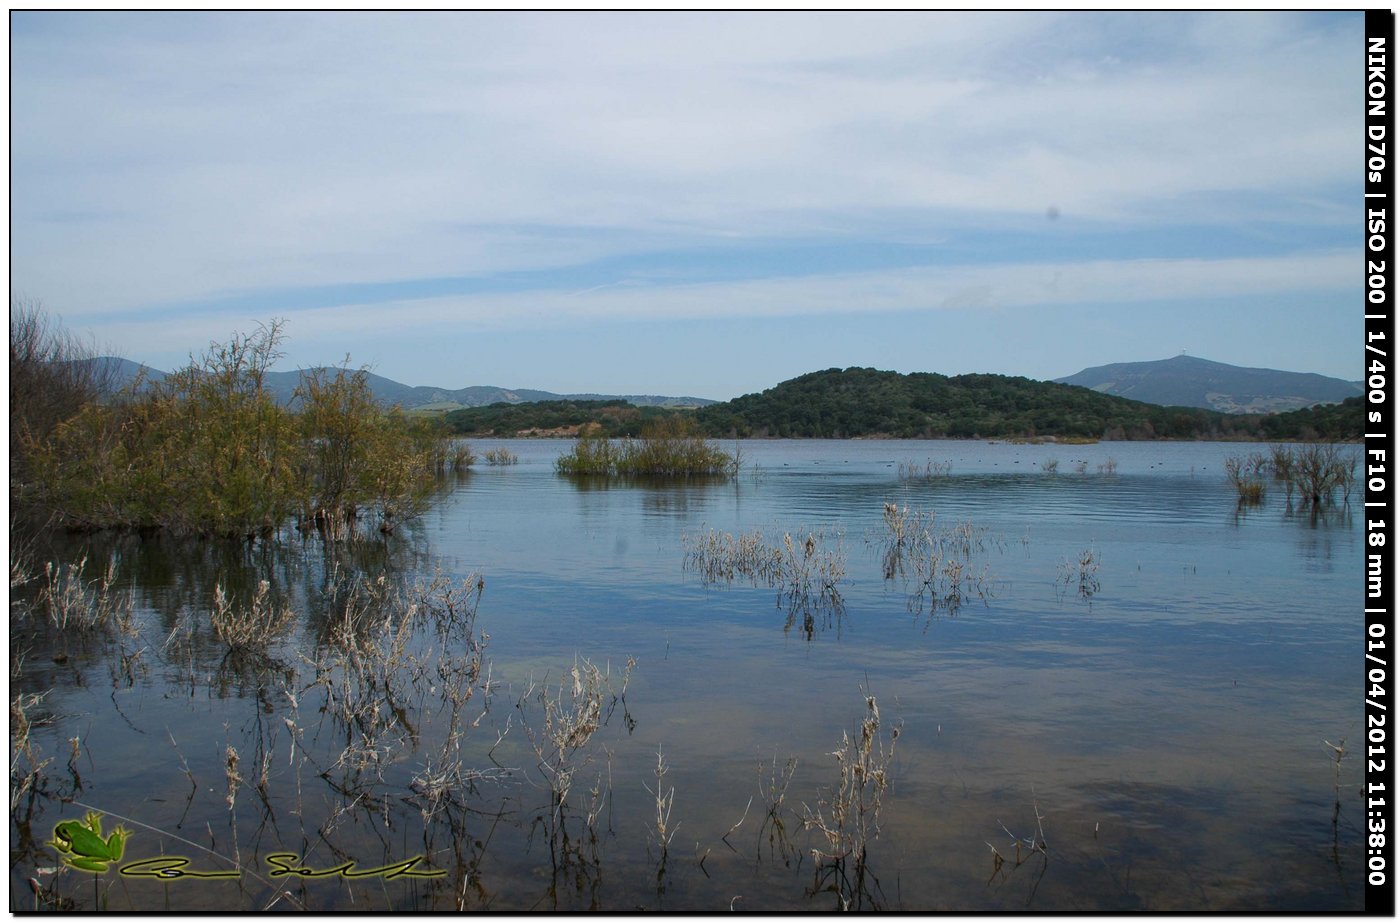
xmin=84 ymin=248 xmax=1354 ymax=364
xmin=11 ymin=11 xmax=1359 ymax=322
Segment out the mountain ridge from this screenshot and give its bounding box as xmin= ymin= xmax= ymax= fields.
xmin=81 ymin=357 xmax=717 ymax=411
xmin=1053 ymin=354 xmax=1360 ymax=414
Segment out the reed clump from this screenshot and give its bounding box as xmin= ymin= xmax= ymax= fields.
xmin=35 ymin=554 xmax=135 ymax=635
xmin=210 ymin=579 xmax=296 ymax=654
xmin=310 ymin=570 xmax=492 ymax=801
xmin=483 ymin=446 xmax=519 ymax=466
xmin=556 ymin=417 xmax=738 ymax=478
xmin=1231 ymin=444 xmax=1358 ymax=506
xmin=878 ymin=503 xmax=997 ymax=618
xmin=897 ymin=458 xmax=952 ymax=481
xmin=683 ymin=528 xmax=847 ymax=636
xmin=1057 ymin=547 xmax=1100 ymax=599
xmin=523 ymin=656 xmax=633 ymax=821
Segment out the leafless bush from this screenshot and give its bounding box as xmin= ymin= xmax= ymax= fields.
xmin=211 ymin=579 xmax=295 ymax=653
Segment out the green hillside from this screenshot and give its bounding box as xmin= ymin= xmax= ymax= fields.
xmin=692 ymin=367 xmax=1362 ymax=441
xmin=442 ymin=368 xmax=1364 ymax=442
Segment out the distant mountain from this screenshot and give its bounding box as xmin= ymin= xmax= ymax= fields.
xmin=82 ymin=357 xmax=715 ymax=411
xmin=1053 ymin=355 xmax=1361 ymax=414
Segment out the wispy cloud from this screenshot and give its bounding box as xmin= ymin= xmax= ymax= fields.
xmin=10 ymin=11 xmax=1362 ymax=388
xmin=94 ymin=249 xmax=1354 ymax=355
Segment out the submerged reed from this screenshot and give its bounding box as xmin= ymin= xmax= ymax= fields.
xmin=897 ymin=458 xmax=952 ymax=481
xmin=484 ymin=446 xmax=519 ymax=466
xmin=683 ymin=528 xmax=847 ymax=637
xmin=878 ymin=503 xmax=997 ymax=619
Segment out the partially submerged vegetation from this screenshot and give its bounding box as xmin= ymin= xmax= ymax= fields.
xmin=11 ymin=306 xmax=467 ymax=538
xmin=483 ymin=446 xmax=519 ymax=465
xmin=897 ymin=458 xmax=952 ymax=481
xmin=1225 ymin=443 xmax=1357 ymax=506
xmin=683 ymin=527 xmax=847 ymax=638
xmin=802 ymin=691 xmax=901 ymax=910
xmin=555 ymin=416 xmax=740 ymax=478
xmin=878 ymin=503 xmax=996 ymax=620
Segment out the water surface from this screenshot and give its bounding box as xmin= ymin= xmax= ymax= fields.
xmin=10 ymin=439 xmax=1364 ymax=911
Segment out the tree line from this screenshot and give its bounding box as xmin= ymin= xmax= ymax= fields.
xmin=444 ymin=366 xmax=1362 ymax=442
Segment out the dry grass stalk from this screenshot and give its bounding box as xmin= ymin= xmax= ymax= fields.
xmin=524 ymin=656 xmax=632 ymax=826
xmin=802 ymin=693 xmax=900 ymax=866
xmin=644 ymin=748 xmax=678 ymax=855
xmin=1057 ymin=547 xmax=1100 ymax=599
xmin=225 ymin=745 xmax=242 ymax=811
xmin=10 ymin=692 xmax=54 ymax=809
xmin=211 ymin=579 xmax=295 ymax=653
xmin=37 ymin=554 xmax=134 ymax=634
xmin=483 ymin=447 xmax=519 ymax=466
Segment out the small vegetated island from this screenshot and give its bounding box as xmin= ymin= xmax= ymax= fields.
xmin=445 ymin=367 xmax=1362 ymax=443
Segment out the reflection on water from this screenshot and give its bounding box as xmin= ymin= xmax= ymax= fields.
xmin=9 ymin=440 xmax=1364 ymax=910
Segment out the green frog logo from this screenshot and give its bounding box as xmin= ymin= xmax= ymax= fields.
xmin=48 ymin=811 xmax=129 ymax=873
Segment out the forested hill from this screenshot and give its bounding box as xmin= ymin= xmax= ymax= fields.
xmin=691 ymin=367 xmax=1362 ymax=440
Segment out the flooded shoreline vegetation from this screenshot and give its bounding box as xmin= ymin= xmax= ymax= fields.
xmin=1057 ymin=547 xmax=1101 ymax=600
xmin=9 ymin=299 xmax=120 ymax=495
xmin=1227 ymin=443 xmax=1358 ymax=507
xmin=14 ymin=318 xmax=465 ymax=538
xmin=1224 ymin=451 xmax=1269 ymax=503
xmin=555 ymin=416 xmax=739 ymax=477
xmin=878 ymin=503 xmax=997 ymax=619
xmin=683 ymin=527 xmax=847 ymax=637
xmin=897 ymin=458 xmax=952 ymax=481
xmin=6 ymin=421 xmax=1367 ymax=909
xmin=483 ymin=446 xmax=519 ymax=465
xmin=1282 ymin=443 xmax=1357 ymax=505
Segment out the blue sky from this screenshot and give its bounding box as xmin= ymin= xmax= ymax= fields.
xmin=11 ymin=11 xmax=1362 ymax=400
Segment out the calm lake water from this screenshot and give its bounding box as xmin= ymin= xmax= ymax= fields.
xmin=10 ymin=439 xmax=1365 ymax=911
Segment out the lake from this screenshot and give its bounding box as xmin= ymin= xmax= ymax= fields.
xmin=9 ymin=438 xmax=1365 ymax=911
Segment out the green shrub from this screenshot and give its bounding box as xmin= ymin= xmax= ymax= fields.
xmin=21 ymin=321 xmax=449 ymax=538
xmin=555 ymin=417 xmax=737 ymax=477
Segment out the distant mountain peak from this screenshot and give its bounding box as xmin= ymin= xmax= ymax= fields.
xmin=1054 ymin=355 xmax=1360 ymax=414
